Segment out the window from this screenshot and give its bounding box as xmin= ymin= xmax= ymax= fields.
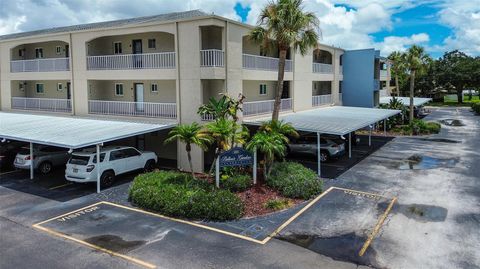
xmin=151 ymin=83 xmax=158 ymax=93
xmin=19 ymin=83 xmax=25 ymax=92
xmin=35 ymin=83 xmax=44 ymax=94
xmin=148 ymin=39 xmax=156 ymax=49
xmin=57 ymin=83 xmax=63 ymax=91
xmin=35 ymin=48 xmax=44 ymax=58
xmin=115 ymin=83 xmax=124 ymax=96
xmin=339 ymin=55 xmax=343 ymax=66
xmin=92 ymin=153 xmax=106 ymax=163
xmin=18 ymin=49 xmax=25 ymax=57
xmin=55 ymin=46 xmax=62 ymax=55
xmin=114 ymin=42 xmax=122 ymax=54
xmin=259 ymin=84 xmax=267 ymax=95
xmin=339 ymin=81 xmax=343 ymax=93
xmin=109 ymin=150 xmax=126 ymax=161
xmin=123 ymin=148 xmax=141 ymax=158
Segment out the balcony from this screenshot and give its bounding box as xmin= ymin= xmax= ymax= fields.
xmin=88 ymin=100 xmax=176 ymax=119
xmin=243 ymin=98 xmax=292 ymax=117
xmin=312 ymin=94 xmax=332 ymax=107
xmin=11 ymin=97 xmax=72 ymax=113
xmin=312 ymin=63 xmax=333 ymax=74
xmin=86 ymin=52 xmax=176 ymax=70
xmin=380 ymin=70 xmax=388 ymax=79
xmin=200 ymin=49 xmax=224 ymax=67
xmin=10 ymin=58 xmax=70 ymax=73
xmin=242 ymin=54 xmax=293 ymax=72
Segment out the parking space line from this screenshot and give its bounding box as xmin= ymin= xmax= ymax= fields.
xmin=0 ymin=170 xmax=22 ymax=176
xmin=359 ymin=196 xmax=397 ymax=256
xmin=48 ymin=182 xmax=73 ymax=190
xmin=33 ymin=202 xmax=105 ymax=226
xmin=32 ymin=224 xmax=156 ymax=269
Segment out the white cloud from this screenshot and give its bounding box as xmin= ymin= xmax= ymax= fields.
xmin=0 ymin=0 xmax=478 ymax=56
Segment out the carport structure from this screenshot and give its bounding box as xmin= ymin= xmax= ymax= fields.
xmin=380 ymin=96 xmax=432 ymax=107
xmin=0 ymin=112 xmax=175 ymax=193
xmin=244 ymin=106 xmax=401 ymax=177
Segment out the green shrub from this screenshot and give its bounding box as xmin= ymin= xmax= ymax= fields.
xmin=472 ymin=103 xmax=480 ymax=114
xmin=264 ymin=198 xmax=293 ymax=210
xmin=425 ymin=122 xmax=441 ymax=134
xmin=221 ymin=174 xmax=251 ymax=192
xmin=129 ymin=171 xmax=243 ymax=221
xmin=267 ymin=162 xmax=322 ymax=199
xmin=399 ymin=119 xmax=441 ymax=135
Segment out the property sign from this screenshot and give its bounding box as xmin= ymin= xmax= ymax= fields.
xmin=219 ymin=147 xmax=253 ymax=168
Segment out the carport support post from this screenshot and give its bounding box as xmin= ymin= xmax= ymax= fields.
xmin=29 ymin=142 xmax=34 ymax=180
xmin=253 ymin=149 xmax=257 ymax=185
xmin=215 ymin=157 xmax=220 ymax=188
xmin=348 ymin=133 xmax=352 ymax=158
xmin=317 ymin=132 xmax=321 ymax=177
xmin=369 ymin=125 xmax=372 ymax=146
xmin=384 ymin=119 xmax=387 ymax=136
xmin=96 ymin=144 xmax=101 ymax=193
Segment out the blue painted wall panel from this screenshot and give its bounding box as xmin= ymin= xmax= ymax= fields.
xmin=342 ymin=49 xmax=375 ymax=108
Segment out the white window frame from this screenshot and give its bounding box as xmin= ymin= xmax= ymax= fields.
xmin=57 ymin=83 xmax=63 ymax=91
xmin=113 ymin=42 xmax=122 ymax=54
xmin=151 ymin=83 xmax=158 ymax=93
xmin=148 ymin=39 xmax=156 ymax=49
xmin=35 ymin=83 xmax=45 ymax=94
xmin=35 ymin=48 xmax=44 ymax=59
xmin=115 ymin=83 xmax=124 ymax=96
xmin=259 ymin=84 xmax=267 ymax=95
xmin=55 ymin=46 xmax=62 ymax=55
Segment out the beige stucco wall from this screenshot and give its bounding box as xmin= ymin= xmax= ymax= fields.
xmin=88 ymin=80 xmax=176 ymax=102
xmin=312 ymin=81 xmax=332 ymax=95
xmin=11 ymin=80 xmax=70 ymax=98
xmin=87 ymin=32 xmax=175 ymax=56
xmin=243 ymin=80 xmax=278 ymax=101
xmin=202 ymin=79 xmax=225 ymax=103
xmin=11 ymin=41 xmax=69 ymax=60
xmin=200 ymin=26 xmax=223 ymax=50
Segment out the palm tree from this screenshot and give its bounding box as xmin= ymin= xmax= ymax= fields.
xmin=164 ymin=123 xmax=212 ymax=178
xmin=259 ymin=120 xmax=299 ymax=144
xmin=197 ymin=93 xmax=246 ymax=122
xmin=246 ymin=130 xmax=286 ymax=179
xmin=404 ymin=45 xmax=431 ymax=122
xmin=250 ymin=0 xmax=319 ymax=120
xmin=388 ymin=51 xmax=406 ymax=97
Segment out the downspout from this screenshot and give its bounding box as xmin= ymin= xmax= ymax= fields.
xmin=69 ymin=33 xmax=75 ymax=115
xmin=175 ymin=22 xmax=181 ymax=123
xmin=224 ymin=21 xmax=228 ymax=94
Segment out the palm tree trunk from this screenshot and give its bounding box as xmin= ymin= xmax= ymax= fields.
xmin=409 ymin=70 xmax=416 ymax=123
xmin=186 ymin=144 xmax=195 ymax=179
xmin=395 ymin=75 xmax=400 ymax=97
xmin=272 ymin=49 xmax=287 ymax=121
xmin=457 ymin=88 xmax=463 ymax=104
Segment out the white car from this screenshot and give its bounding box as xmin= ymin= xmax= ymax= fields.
xmin=14 ymin=145 xmax=70 ymax=174
xmin=65 ymin=146 xmax=157 ymax=187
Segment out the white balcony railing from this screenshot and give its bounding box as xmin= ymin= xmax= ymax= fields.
xmin=200 ymin=49 xmax=224 ymax=67
xmin=379 ymin=89 xmax=389 ymax=97
xmin=88 ymin=100 xmax=177 ymax=119
xmin=312 ymin=94 xmax=332 ymax=107
xmin=312 ymin=63 xmax=333 ymax=74
xmin=200 ymin=113 xmax=216 ymax=121
xmin=380 ymin=70 xmax=388 ymax=79
xmin=11 ymin=97 xmax=72 ymax=113
xmin=242 ymin=54 xmax=293 ymax=72
xmin=339 ymin=66 xmax=343 ymax=75
xmin=86 ymin=52 xmax=176 ymax=70
xmin=10 ymin=58 xmax=70 ymax=72
xmin=243 ymin=98 xmax=292 ymax=117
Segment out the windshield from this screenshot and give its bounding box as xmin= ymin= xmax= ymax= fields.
xmin=69 ymin=155 xmax=90 ymax=165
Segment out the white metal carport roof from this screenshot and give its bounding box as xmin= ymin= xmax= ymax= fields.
xmin=380 ymin=97 xmax=432 ymax=107
xmin=243 ymin=106 xmax=401 ymax=136
xmin=0 ymin=112 xmax=176 ymax=149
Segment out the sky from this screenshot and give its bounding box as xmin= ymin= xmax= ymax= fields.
xmin=0 ymin=0 xmax=479 ymax=58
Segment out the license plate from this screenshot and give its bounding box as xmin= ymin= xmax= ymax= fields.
xmin=73 ymin=168 xmax=78 ymax=173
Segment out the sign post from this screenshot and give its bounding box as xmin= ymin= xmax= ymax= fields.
xmin=216 ymin=147 xmax=255 ymax=188
xmin=253 ymin=148 xmax=257 ymax=185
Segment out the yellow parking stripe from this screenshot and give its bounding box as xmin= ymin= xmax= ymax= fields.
xmin=358 ymin=196 xmax=397 ymax=256
xmin=48 ymin=182 xmax=73 ymax=190
xmin=32 ymin=224 xmax=156 ymax=269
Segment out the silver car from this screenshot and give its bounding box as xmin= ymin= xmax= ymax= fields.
xmin=287 ymin=134 xmax=346 ymax=162
xmin=14 ymin=145 xmax=70 ymax=174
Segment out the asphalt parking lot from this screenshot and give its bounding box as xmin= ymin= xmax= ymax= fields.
xmin=0 ymin=107 xmax=479 ymax=269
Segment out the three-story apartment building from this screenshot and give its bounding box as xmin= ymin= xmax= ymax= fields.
xmin=0 ymin=10 xmax=344 ymax=172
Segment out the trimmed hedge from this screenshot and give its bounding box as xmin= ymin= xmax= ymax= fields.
xmin=221 ymin=174 xmax=251 ymax=192
xmin=267 ymin=162 xmax=322 ymax=199
xmin=129 ymin=171 xmax=243 ymax=221
xmin=472 ymin=103 xmax=480 ymax=115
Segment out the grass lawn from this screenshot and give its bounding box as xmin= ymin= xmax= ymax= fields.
xmin=429 ymin=95 xmax=479 ymax=107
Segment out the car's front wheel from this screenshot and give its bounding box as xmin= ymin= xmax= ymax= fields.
xmin=38 ymin=161 xmax=53 ymax=175
xmin=144 ymin=160 xmax=156 ymax=172
xmin=320 ymin=151 xmax=329 ymax=162
xmin=100 ymin=171 xmax=115 ymax=188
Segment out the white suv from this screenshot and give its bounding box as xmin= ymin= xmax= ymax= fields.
xmin=65 ymin=146 xmax=157 ymax=187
